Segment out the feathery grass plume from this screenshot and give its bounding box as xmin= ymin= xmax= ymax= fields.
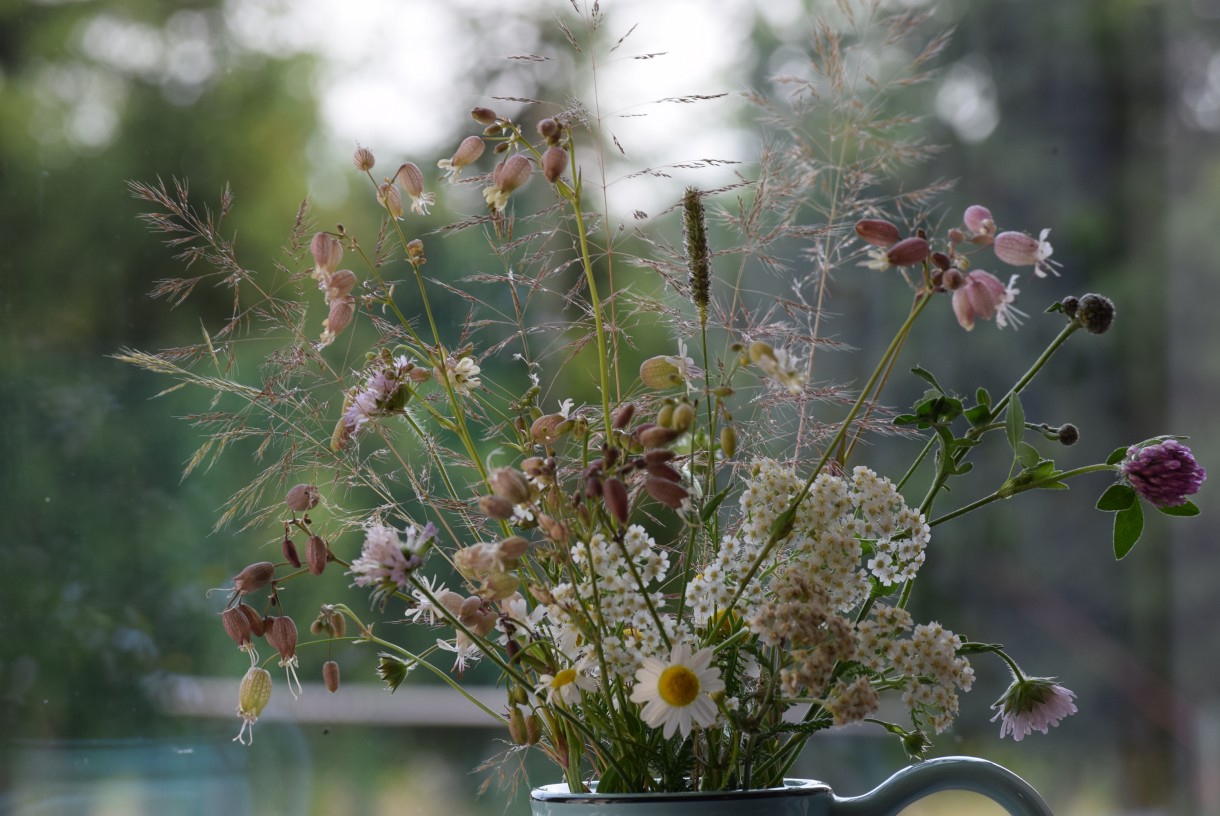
xmin=682 ymin=186 xmax=711 ymax=323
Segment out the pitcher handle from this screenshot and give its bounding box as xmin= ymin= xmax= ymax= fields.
xmin=827 ymin=756 xmax=1053 ymax=816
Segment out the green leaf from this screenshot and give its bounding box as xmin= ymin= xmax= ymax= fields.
xmin=964 ymin=403 xmax=991 ymax=427
xmin=1096 ymin=483 xmax=1136 ymax=512
xmin=1005 ymin=393 xmax=1025 ymax=452
xmin=1113 ymin=500 xmax=1144 ymax=559
xmin=1016 ymin=441 xmax=1041 ymax=468
xmin=976 ymin=387 xmax=992 ymax=408
xmin=701 ymin=487 xmax=731 ymax=523
xmin=910 ymin=366 xmax=945 ymax=393
xmin=893 ymin=414 xmax=920 ymax=426
xmin=1106 ymin=446 xmax=1129 ymax=466
xmin=1158 ymin=500 xmax=1201 ymax=517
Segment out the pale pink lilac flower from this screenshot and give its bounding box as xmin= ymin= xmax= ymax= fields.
xmin=344 ymin=356 xmax=414 ymax=434
xmin=951 ymin=270 xmax=1026 ymax=331
xmin=991 ymin=676 xmax=1077 ymax=741
xmin=349 ymin=521 xmax=437 ymax=590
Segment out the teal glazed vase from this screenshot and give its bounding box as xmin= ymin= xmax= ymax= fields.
xmin=531 ymin=756 xmax=1053 ymax=816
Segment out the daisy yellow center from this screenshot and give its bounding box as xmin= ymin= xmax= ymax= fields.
xmin=657 ymin=665 xmax=700 ymax=707
xmin=551 ymin=668 xmax=577 ymax=689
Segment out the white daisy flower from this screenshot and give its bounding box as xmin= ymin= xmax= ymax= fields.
xmin=539 ymin=657 xmax=598 ymax=706
xmin=629 ymin=643 xmax=724 ymax=739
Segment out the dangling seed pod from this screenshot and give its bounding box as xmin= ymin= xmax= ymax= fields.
xmin=542 ymin=146 xmax=567 ymax=183
xmin=234 ymin=666 xmax=272 ymax=745
xmin=603 ymin=477 xmax=630 ymax=525
xmin=237 ymin=602 xmax=267 ymax=637
xmin=490 ymin=468 xmax=532 ymax=505
xmin=282 ymin=537 xmax=302 ymax=569
xmin=645 ymin=477 xmax=689 ymax=509
xmin=232 ymin=562 xmax=276 ymax=596
xmin=479 ymin=495 xmax=516 ymax=521
xmin=613 ymin=403 xmax=636 ymax=430
xmin=854 ymin=218 xmax=901 ymax=247
xmin=322 ymin=660 xmax=341 ymax=693
xmin=671 ymin=403 xmax=695 ymax=434
xmin=265 ymin=615 xmax=298 ymax=662
xmin=306 ymin=535 xmax=328 ymax=576
xmin=221 ymin=607 xmax=253 ymax=647
xmin=720 ymin=426 xmax=738 ymax=459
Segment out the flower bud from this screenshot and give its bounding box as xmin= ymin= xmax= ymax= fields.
xmin=306 ymin=535 xmax=328 ymax=576
xmin=640 ymin=356 xmax=684 ymax=389
xmin=885 ymin=236 xmax=931 ymax=267
xmin=321 ymin=296 xmax=355 ymax=345
xmin=310 ymin=233 xmax=343 ymax=277
xmin=854 ymin=219 xmax=901 ymax=247
xmin=963 ymin=205 xmax=995 ymax=241
xmin=603 ymin=477 xmax=630 ymax=525
xmin=537 ymin=514 xmax=567 ymax=544
xmin=542 ymin=146 xmax=567 ymax=183
xmin=498 ymin=536 xmax=529 ymax=562
xmin=377 ymin=180 xmax=404 ymax=219
xmin=323 ymin=660 xmax=341 ymax=693
xmin=1059 ymin=296 xmax=1079 ymax=319
xmin=525 ymin=712 xmax=543 ymax=744
xmin=509 ymin=705 xmax=529 ymax=744
xmin=353 ymin=146 xmax=376 ymax=172
xmin=471 ymin=107 xmax=499 ymax=125
xmin=232 ymin=562 xmax=276 ymax=596
xmin=645 ymin=477 xmax=689 ymax=509
xmin=537 ymin=118 xmax=561 ymax=142
xmin=490 ymin=468 xmax=532 ymax=504
xmin=1056 ymin=424 xmax=1080 ymax=446
xmin=282 ymin=537 xmax=302 ymax=568
xmin=285 ymin=484 xmax=320 ymax=512
xmin=1075 ymin=293 xmax=1115 ymax=335
xmin=657 ymin=404 xmax=675 ymax=428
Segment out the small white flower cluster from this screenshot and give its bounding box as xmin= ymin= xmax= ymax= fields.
xmin=549 ymin=524 xmax=675 ymax=677
xmin=888 ymin=621 xmax=975 ymax=734
xmin=825 ymin=675 xmax=881 ymax=726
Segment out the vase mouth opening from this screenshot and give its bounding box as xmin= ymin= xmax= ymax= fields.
xmin=530 ymin=779 xmax=830 ymax=803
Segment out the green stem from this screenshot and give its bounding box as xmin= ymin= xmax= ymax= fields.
xmin=928 ymin=463 xmax=1119 ymax=527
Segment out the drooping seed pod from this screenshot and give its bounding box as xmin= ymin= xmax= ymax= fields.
xmin=234 ymin=666 xmax=272 ymax=745
xmin=326 ymin=269 xmax=358 ymax=302
xmin=490 ymin=468 xmax=532 ymax=505
xmin=613 ymin=403 xmax=636 ymax=430
xmin=306 ymin=535 xmax=328 ymax=576
xmin=237 ymin=602 xmax=267 ymax=637
xmin=310 ymin=233 xmax=343 ymax=277
xmin=536 ymin=118 xmax=561 ymax=142
xmin=637 ymin=424 xmax=680 ymax=449
xmin=884 ymin=237 xmax=931 ymax=267
xmin=542 ymin=146 xmax=567 ymax=183
xmin=479 ymin=495 xmax=516 ymax=521
xmin=508 ymin=706 xmax=529 ymax=744
xmin=232 ymin=562 xmax=276 ymax=596
xmin=285 ymin=484 xmax=320 ymax=512
xmin=282 ymin=537 xmax=302 ymax=568
xmin=438 ymin=135 xmax=485 ymax=181
xmin=265 ymin=615 xmax=298 ymax=662
xmin=603 ymin=477 xmax=630 ymax=525
xmin=470 ymin=107 xmax=499 ymax=125
xmin=221 ymin=607 xmax=253 ymax=647
xmin=322 ymin=660 xmax=341 ymax=693
xmin=645 ymin=477 xmax=689 ymax=509
xmin=321 ymin=295 xmax=355 ymax=346
xmin=377 ymin=180 xmax=404 ymax=219
xmin=854 ymin=218 xmax=901 ymax=247
xmin=525 ymin=712 xmax=543 ymax=745
xmin=645 ymin=460 xmax=683 ymax=483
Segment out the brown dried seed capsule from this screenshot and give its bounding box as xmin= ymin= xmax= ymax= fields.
xmin=542 ymin=146 xmax=567 ymax=182
xmin=471 ymin=107 xmax=499 ymax=125
xmin=645 ymin=461 xmax=683 ymax=483
xmin=306 ymin=535 xmax=328 ymax=576
xmin=479 ymin=495 xmax=516 ymax=521
xmin=237 ymin=603 xmax=266 ymax=637
xmin=637 ymin=424 xmax=680 ymax=449
xmin=282 ymin=538 xmax=302 ymax=568
xmin=854 ymin=218 xmax=901 ymax=247
xmin=885 ymin=236 xmax=931 ymax=267
xmin=221 ymin=607 xmax=253 ymax=646
xmin=323 ymin=660 xmax=341 ymax=693
xmin=266 ymin=615 xmax=298 ymax=661
xmin=603 ymin=477 xmax=630 ymax=525
xmin=490 ymin=468 xmax=532 ymax=504
xmin=644 ymin=449 xmax=676 ymax=466
xmin=328 ymin=610 xmax=346 ymax=639
xmin=645 ymin=477 xmax=689 ymax=509
xmin=232 ymin=562 xmax=276 ymax=595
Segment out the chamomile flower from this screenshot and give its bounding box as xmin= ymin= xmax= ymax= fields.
xmin=538 ymin=657 xmax=597 ymax=706
xmin=630 ymin=643 xmax=724 ymax=739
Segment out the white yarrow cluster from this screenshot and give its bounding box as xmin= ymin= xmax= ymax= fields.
xmin=888 ymin=621 xmax=975 ymax=734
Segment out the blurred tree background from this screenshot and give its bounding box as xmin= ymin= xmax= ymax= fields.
xmin=1 ymin=0 xmax=1218 ymax=814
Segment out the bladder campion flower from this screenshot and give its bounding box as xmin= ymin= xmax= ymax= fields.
xmin=994 ymin=229 xmax=1060 ymax=277
xmin=438 ymin=135 xmax=486 ymax=181
xmin=233 ymin=666 xmax=272 ymax=745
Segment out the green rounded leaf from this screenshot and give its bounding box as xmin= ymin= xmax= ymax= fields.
xmin=1157 ymin=501 xmax=1201 ymax=517
xmin=1096 ymin=483 xmax=1136 ymax=512
xmin=1113 ymin=500 xmax=1144 ymax=560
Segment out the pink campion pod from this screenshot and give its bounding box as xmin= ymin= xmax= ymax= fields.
xmin=309 ymin=233 xmax=343 ymax=277
xmin=377 ymin=180 xmax=404 ymax=219
xmin=285 ymin=484 xmax=320 ymax=512
xmin=994 ymin=229 xmax=1060 ymax=277
xmin=931 ymin=252 xmax=952 ymax=271
xmin=884 ymin=236 xmax=931 ymax=267
xmin=282 ymin=537 xmax=302 ymax=568
xmin=237 ymin=602 xmax=267 ymax=637
xmin=232 ymin=562 xmax=276 ymax=596
xmin=489 ymin=468 xmax=532 ymax=504
xmin=542 ymin=146 xmax=567 ymax=183
xmin=323 ymin=660 xmax=341 ymax=693
xmin=645 ymin=477 xmax=689 ymax=509
xmin=536 ymin=118 xmax=561 ymax=143
xmin=438 ymin=135 xmax=485 ymax=181
xmin=266 ymin=615 xmax=298 ymax=661
xmin=325 ymin=270 xmax=357 ymax=302
xmin=498 ymin=535 xmax=529 ymax=562
xmin=479 ymin=494 xmax=516 ymax=521
xmin=952 ymin=269 xmax=1023 ymax=331
xmin=306 ymin=535 xmax=328 ymax=576
xmin=221 ymin=607 xmax=253 ymax=647
xmin=613 ymin=403 xmax=636 ymax=430
xmin=636 ymin=424 xmax=680 ymax=449
xmin=394 ymin=162 xmax=436 ymax=215
xmin=645 ymin=460 xmax=683 ymax=483
xmin=483 ymin=154 xmax=533 ymax=212
xmin=603 ymin=477 xmax=630 ymax=525
xmin=352 ymin=145 xmax=376 ymax=171
xmin=963 ymin=205 xmax=996 ymax=242
xmin=854 ymin=218 xmax=901 ymax=247
xmin=321 ymin=295 xmax=355 ymax=346
xmin=643 ymin=449 xmax=676 ymax=466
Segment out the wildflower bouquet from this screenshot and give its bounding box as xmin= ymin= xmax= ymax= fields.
xmin=120 ymin=3 xmax=1204 ymax=797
